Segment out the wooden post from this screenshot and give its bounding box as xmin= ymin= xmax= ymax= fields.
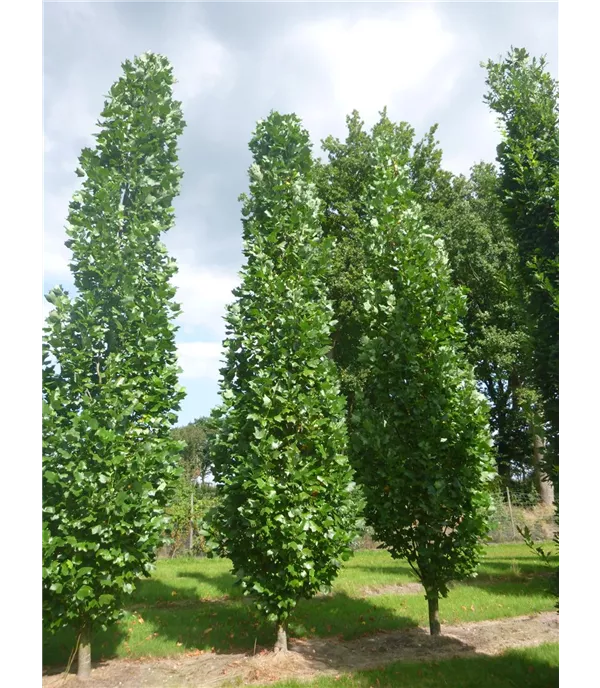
xmin=506 ymin=487 xmax=516 ymax=541
xmin=189 ymin=486 xmax=194 ymax=551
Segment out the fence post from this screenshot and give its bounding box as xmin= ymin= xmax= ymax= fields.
xmin=506 ymin=486 xmax=516 ymax=541
xmin=189 ymin=487 xmax=194 ymax=551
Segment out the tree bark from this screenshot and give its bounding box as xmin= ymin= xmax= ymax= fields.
xmin=495 ymin=407 xmax=512 ymax=482
xmin=273 ymin=621 xmax=288 ymax=652
xmin=77 ymin=621 xmax=92 ymax=680
xmin=533 ymin=434 xmax=554 ymax=505
xmin=427 ymin=597 xmax=441 ymax=636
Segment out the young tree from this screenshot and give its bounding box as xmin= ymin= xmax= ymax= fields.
xmin=483 ymin=48 xmax=559 ymax=492
xmin=42 ymin=53 xmax=186 ymax=679
xmin=351 ymin=120 xmax=495 ymax=636
xmin=206 ymin=112 xmax=360 ymax=652
xmin=315 ymin=110 xmax=441 ymax=439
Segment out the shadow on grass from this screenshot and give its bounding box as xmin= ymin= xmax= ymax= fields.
xmin=176 ymin=570 xmax=242 ymax=597
xmin=350 ymin=557 xmax=556 ymax=599
xmin=42 ymin=621 xmax=127 ymax=677
xmin=130 ymin=570 xmax=242 ymax=607
xmin=349 ymin=563 xmax=414 ymax=577
xmin=43 ymin=575 xmax=423 ymax=671
xmin=134 ymin=580 xmax=422 ymax=655
xmin=42 ymin=552 xmax=558 ymax=676
xmin=269 ymin=643 xmax=559 ymax=688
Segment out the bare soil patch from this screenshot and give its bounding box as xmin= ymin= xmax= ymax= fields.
xmin=42 ymin=612 xmax=558 ymax=688
xmin=359 ymin=582 xmax=424 ymax=597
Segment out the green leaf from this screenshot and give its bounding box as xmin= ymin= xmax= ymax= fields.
xmin=206 ymin=112 xmax=360 ymax=632
xmin=42 ymin=52 xmax=187 ymax=633
xmin=75 ymin=585 xmax=93 ymax=600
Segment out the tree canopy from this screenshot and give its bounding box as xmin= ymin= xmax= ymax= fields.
xmin=205 ymin=112 xmax=361 ymax=652
xmin=42 ymin=52 xmax=186 ymax=678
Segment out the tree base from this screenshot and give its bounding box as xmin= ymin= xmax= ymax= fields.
xmin=428 ymin=597 xmax=441 ymax=636
xmin=273 ymin=623 xmax=288 ymax=653
xmin=77 ymin=622 xmax=92 ymax=680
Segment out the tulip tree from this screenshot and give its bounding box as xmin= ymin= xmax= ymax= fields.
xmin=42 ymin=53 xmax=186 ymax=678
xmin=315 ymin=110 xmax=442 ymax=431
xmin=351 ymin=121 xmax=495 ymax=635
xmin=206 ymin=112 xmax=360 ymax=652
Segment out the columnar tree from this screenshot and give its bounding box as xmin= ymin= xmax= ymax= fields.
xmin=42 ymin=53 xmax=186 ymax=678
xmin=206 ymin=112 xmax=360 ymax=652
xmin=315 ymin=110 xmax=442 ymax=435
xmin=351 ymin=121 xmax=495 ymax=636
xmin=483 ymin=48 xmax=559 ymax=492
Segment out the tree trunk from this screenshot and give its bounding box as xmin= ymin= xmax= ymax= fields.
xmin=77 ymin=621 xmax=92 ymax=680
xmin=273 ymin=621 xmax=288 ymax=652
xmin=495 ymin=408 xmax=512 ymax=483
xmin=427 ymin=597 xmax=441 ymax=636
xmin=533 ymin=434 xmax=554 ymax=505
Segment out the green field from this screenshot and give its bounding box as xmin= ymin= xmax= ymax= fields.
xmin=43 ymin=543 xmax=557 ymax=667
xmin=259 ymin=643 xmax=559 ymax=688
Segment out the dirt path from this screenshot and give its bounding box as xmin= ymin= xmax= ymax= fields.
xmin=358 ymin=582 xmax=424 ymax=597
xmin=42 ymin=612 xmax=558 ymax=688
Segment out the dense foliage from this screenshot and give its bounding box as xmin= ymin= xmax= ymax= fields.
xmin=350 ymin=118 xmax=496 ymax=635
xmin=205 ymin=112 xmax=361 ymax=651
xmin=318 ymin=110 xmax=552 ymax=499
xmin=315 ymin=111 xmax=441 ymax=429
xmin=483 ymin=48 xmax=559 ymax=491
xmin=422 ymin=163 xmax=539 ymax=485
xmin=42 ymin=53 xmax=186 ymax=675
xmin=171 ymin=416 xmax=215 ymax=483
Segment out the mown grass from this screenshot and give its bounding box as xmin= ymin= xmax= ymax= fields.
xmin=129 ymin=541 xmax=556 ymax=606
xmin=254 ymin=643 xmax=559 ymax=688
xmin=43 ymin=542 xmax=558 ymax=667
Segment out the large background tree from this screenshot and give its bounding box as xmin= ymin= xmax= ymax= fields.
xmin=483 ymin=48 xmax=559 ymax=493
xmin=350 ymin=120 xmax=495 ymax=636
xmin=205 ymin=112 xmax=360 ymax=652
xmin=171 ymin=416 xmax=215 ymax=483
xmin=316 ymin=113 xmax=544 ymax=497
xmin=42 ymin=53 xmax=186 ymax=679
xmin=167 ymin=416 xmax=218 ymax=556
xmin=423 ymin=163 xmax=551 ymax=499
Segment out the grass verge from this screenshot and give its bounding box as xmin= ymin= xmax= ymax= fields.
xmin=255 ymin=643 xmax=559 ymax=688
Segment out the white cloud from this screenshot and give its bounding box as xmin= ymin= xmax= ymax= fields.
xmin=44 ymin=81 xmax=99 ymax=150
xmin=443 ymin=110 xmax=502 ymax=175
xmin=169 ymin=31 xmax=237 ymax=104
xmin=280 ymin=7 xmax=457 ymax=141
xmin=172 ymin=261 xmax=239 ymax=338
xmin=43 ymin=186 xmax=76 ymax=281
xmin=177 ymin=341 xmax=224 ymax=380
xmin=301 ymin=13 xmax=454 ymax=111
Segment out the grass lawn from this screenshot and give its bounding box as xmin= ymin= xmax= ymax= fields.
xmin=43 ymin=543 xmax=557 ymax=667
xmin=256 ymin=643 xmax=559 ymax=688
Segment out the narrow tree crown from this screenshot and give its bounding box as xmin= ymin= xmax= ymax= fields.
xmin=43 ymin=52 xmax=186 ymax=632
xmin=352 ymin=121 xmax=495 ymax=599
xmin=207 ymin=112 xmax=360 ymax=624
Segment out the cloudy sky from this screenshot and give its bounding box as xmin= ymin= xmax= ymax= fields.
xmin=43 ymin=0 xmax=557 ymax=426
